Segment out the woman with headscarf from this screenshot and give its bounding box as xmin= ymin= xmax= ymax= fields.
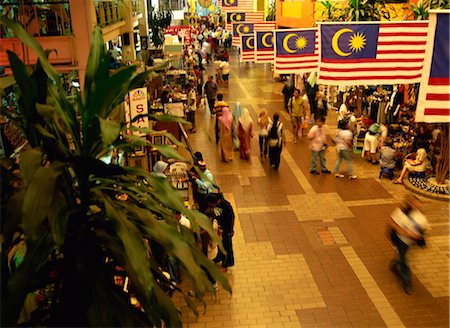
xmin=258 ymin=109 xmax=272 ymax=161
xmin=218 ymin=107 xmax=234 ymax=162
xmin=151 ymin=161 xmax=168 ymax=178
xmin=238 ymin=108 xmax=254 ymax=160
xmin=231 ymin=102 xmax=243 ymax=150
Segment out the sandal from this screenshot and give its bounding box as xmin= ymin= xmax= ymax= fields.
xmin=393 ymin=180 xmax=403 ymax=184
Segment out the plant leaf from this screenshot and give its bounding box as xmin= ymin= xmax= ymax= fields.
xmin=99 ymin=117 xmax=121 ymax=146
xmin=4 ymin=232 xmax=54 ymax=326
xmin=152 ymin=144 xmax=186 ymax=161
xmin=19 ymin=148 xmax=43 ymax=184
xmin=22 ymin=163 xmax=63 ymax=238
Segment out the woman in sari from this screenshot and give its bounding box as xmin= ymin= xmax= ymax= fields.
xmin=218 ymin=107 xmax=234 ymax=162
xmin=238 ymin=108 xmax=254 ymax=160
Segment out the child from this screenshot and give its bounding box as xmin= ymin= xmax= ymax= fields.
xmin=380 ymin=137 xmax=396 ymax=179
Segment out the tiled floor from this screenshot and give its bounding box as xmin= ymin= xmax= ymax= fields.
xmin=173 ymin=51 xmax=449 ymax=327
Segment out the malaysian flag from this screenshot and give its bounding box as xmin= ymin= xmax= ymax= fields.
xmin=274 ymin=28 xmax=318 ymax=74
xmin=255 ymin=31 xmax=274 ymax=63
xmin=226 ymin=11 xmax=264 ymax=31
xmin=233 ymin=22 xmax=276 ymax=47
xmin=416 ymin=12 xmax=450 ymax=123
xmin=241 ymin=34 xmax=255 ymax=62
xmin=318 ymin=21 xmax=429 ymax=85
xmin=220 ymin=0 xmax=254 ymax=12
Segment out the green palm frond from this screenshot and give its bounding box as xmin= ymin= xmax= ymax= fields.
xmin=0 ymin=15 xmax=230 ymax=327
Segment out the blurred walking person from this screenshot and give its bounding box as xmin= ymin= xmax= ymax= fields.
xmin=267 ymin=113 xmax=285 ymax=171
xmin=238 ymin=108 xmax=254 ymax=160
xmin=389 ymin=195 xmax=429 ymax=294
xmin=218 ymin=107 xmax=233 ymax=162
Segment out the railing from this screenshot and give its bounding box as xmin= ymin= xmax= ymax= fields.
xmin=132 ymin=0 xmax=142 ymax=16
xmin=95 ymin=0 xmax=123 ymax=27
xmin=0 ymin=1 xmax=72 ymax=38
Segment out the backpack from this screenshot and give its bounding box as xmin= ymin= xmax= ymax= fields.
xmin=268 ymin=122 xmax=281 ymax=147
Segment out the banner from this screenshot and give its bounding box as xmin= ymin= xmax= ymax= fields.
xmin=318 ymin=21 xmax=429 ymax=85
xmin=255 ymin=31 xmax=274 ymax=63
xmin=220 ymin=0 xmax=254 ymax=12
xmin=226 ymin=11 xmax=264 ymax=31
xmin=241 ymin=34 xmax=255 ymax=62
xmin=274 ymin=28 xmax=318 ymax=74
xmin=129 ymin=88 xmax=148 ymax=136
xmin=233 ymin=21 xmax=276 ymax=46
xmin=416 ymin=11 xmax=450 ymax=122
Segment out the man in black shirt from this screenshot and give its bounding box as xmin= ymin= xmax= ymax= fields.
xmin=205 ymin=193 xmax=235 ymax=270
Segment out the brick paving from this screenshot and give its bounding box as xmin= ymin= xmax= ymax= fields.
xmin=172 ymin=51 xmax=449 ymax=327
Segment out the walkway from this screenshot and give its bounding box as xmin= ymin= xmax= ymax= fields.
xmin=173 ymin=51 xmax=449 ymax=327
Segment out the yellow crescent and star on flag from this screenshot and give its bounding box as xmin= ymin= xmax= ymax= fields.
xmin=331 ymin=28 xmax=367 ymax=56
xmin=236 ymin=23 xmax=251 ymax=35
xmin=244 ymin=35 xmax=254 ymax=49
xmin=261 ymin=32 xmax=273 ymax=48
xmin=222 ymin=0 xmax=236 ymax=6
xmin=229 ymin=13 xmax=243 ymax=21
xmin=282 ymin=33 xmax=309 ymax=54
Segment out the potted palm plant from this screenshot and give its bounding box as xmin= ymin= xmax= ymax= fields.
xmin=0 ymin=17 xmax=230 ymax=327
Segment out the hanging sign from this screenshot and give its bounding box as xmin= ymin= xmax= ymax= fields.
xmin=129 ymin=87 xmax=148 ymax=136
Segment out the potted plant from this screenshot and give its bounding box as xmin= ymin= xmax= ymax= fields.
xmin=0 ymin=17 xmax=230 ymax=327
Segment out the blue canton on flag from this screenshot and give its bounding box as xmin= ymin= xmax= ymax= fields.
xmin=233 ymin=22 xmax=254 ymax=37
xmin=276 ymin=30 xmax=316 ymax=56
xmin=222 ymin=0 xmax=238 ymax=7
xmin=321 ymin=24 xmax=378 ymax=59
xmin=226 ymin=12 xmax=245 ymax=23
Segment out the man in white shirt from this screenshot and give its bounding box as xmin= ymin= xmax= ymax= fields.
xmin=219 ymin=60 xmax=230 ymax=87
xmin=307 ymin=116 xmax=331 ymax=175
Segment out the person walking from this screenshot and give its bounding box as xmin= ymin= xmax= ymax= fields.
xmin=333 ymin=120 xmax=357 ymax=179
xmin=257 ymin=109 xmax=271 ymax=162
xmin=281 ymin=76 xmax=294 ymax=112
xmin=267 ymin=113 xmax=285 ymax=171
xmin=218 ymin=107 xmax=233 ymax=162
xmin=307 ymin=116 xmax=331 ymax=175
xmin=186 ymin=80 xmax=197 ymax=133
xmin=288 ymin=88 xmax=307 ymax=144
xmin=205 ymin=193 xmax=235 ymax=271
xmin=237 ymin=108 xmax=254 ymax=160
xmin=389 ymin=195 xmax=429 ymax=294
xmin=213 ymin=93 xmax=228 ymax=145
xmin=232 ymin=102 xmax=243 ymax=150
xmin=204 ymin=75 xmax=218 ymax=115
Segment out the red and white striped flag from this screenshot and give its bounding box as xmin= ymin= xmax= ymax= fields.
xmin=318 ymin=21 xmax=429 ymax=85
xmin=219 ymin=0 xmax=254 ymax=12
xmin=416 ymin=11 xmax=450 ymax=123
xmin=241 ymin=34 xmax=255 ymax=62
xmin=225 ymin=12 xmax=264 ymax=32
xmin=233 ymin=22 xmax=276 ymax=47
xmin=255 ymin=31 xmax=274 ymax=62
xmin=274 ymin=28 xmax=318 ymax=74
